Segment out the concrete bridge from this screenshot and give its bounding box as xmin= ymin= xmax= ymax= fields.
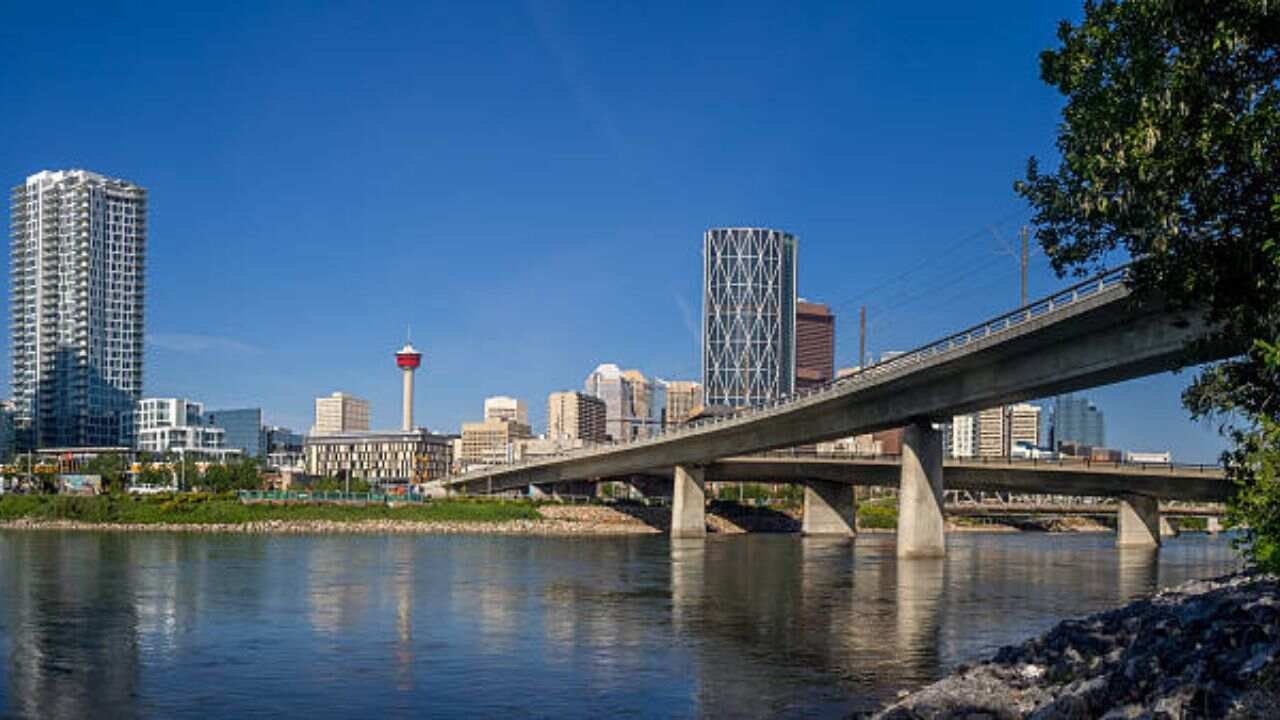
xmin=559 ymin=455 xmax=1229 ymax=541
xmin=446 ymin=267 xmax=1237 ymax=554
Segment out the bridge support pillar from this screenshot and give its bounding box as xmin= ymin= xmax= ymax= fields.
xmin=671 ymin=465 xmax=707 ymax=538
xmin=1159 ymin=516 xmax=1178 ymax=538
xmin=1207 ymin=516 xmax=1223 ymax=534
xmin=802 ymin=480 xmax=857 ymax=537
xmin=898 ymin=422 xmax=945 ymax=558
xmin=1117 ymin=494 xmax=1161 ymax=548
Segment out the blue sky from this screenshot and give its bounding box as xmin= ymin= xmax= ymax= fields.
xmin=0 ymin=1 xmax=1228 ymax=461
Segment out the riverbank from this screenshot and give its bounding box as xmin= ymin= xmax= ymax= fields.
xmin=873 ymin=573 xmax=1279 ymax=719
xmin=0 ymin=494 xmax=1122 ymax=536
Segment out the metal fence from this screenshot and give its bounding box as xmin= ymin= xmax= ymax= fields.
xmin=238 ymin=490 xmax=431 ymax=504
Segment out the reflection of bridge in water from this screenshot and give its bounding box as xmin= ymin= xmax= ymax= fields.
xmin=447 ymin=267 xmax=1238 ymax=556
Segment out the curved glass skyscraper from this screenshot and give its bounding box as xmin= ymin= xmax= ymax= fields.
xmin=702 ymin=228 xmax=797 ymax=408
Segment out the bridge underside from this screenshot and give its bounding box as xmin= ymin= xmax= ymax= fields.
xmin=464 ymin=455 xmax=1230 ymax=550
xmin=604 ymin=458 xmax=1231 ymax=504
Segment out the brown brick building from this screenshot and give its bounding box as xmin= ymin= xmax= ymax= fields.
xmin=796 ymin=302 xmax=835 ymax=390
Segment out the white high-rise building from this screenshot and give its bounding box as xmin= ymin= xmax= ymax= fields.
xmin=484 ymin=396 xmax=528 ymax=425
xmin=312 ymin=392 xmax=370 ymax=435
xmin=948 ymin=414 xmax=978 ymax=458
xmin=976 ymin=403 xmax=1042 ymax=457
xmin=10 ymin=170 xmax=146 ymax=449
xmin=585 ymin=363 xmax=633 ymax=441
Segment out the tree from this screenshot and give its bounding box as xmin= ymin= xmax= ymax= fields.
xmin=83 ymin=453 xmax=129 ymax=494
xmin=196 ymin=459 xmax=262 ymax=493
xmin=1016 ymin=1 xmax=1279 ymax=569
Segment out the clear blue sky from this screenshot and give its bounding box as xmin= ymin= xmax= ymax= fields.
xmin=0 ymin=1 xmax=1228 ymax=462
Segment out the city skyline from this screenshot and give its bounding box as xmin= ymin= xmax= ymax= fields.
xmin=0 ymin=2 xmax=1227 ymax=461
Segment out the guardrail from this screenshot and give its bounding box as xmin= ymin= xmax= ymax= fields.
xmin=448 ymin=265 xmax=1134 ymax=486
xmin=746 ymin=448 xmax=1223 ymax=473
xmin=238 ymin=490 xmax=430 ymax=504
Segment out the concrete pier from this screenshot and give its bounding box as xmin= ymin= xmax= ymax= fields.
xmin=1207 ymin=516 xmax=1224 ymax=534
xmin=801 ymin=479 xmax=857 ymax=537
xmin=1117 ymin=494 xmax=1161 ymax=548
xmin=671 ymin=465 xmax=707 ymax=538
xmin=898 ymin=422 xmax=945 ymax=558
xmin=1159 ymin=515 xmax=1179 ymax=538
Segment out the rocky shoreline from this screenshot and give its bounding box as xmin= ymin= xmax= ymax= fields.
xmin=0 ymin=503 xmax=1116 ymax=537
xmin=0 ymin=502 xmax=1126 ymax=537
xmin=0 ymin=505 xmax=660 ymax=536
xmin=874 ymin=573 xmax=1279 ymax=719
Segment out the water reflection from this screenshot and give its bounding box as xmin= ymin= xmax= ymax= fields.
xmin=1117 ymin=546 xmax=1160 ymax=601
xmin=0 ymin=531 xmax=1243 ymax=719
xmin=895 ymin=557 xmax=945 ymax=677
xmin=2 ymin=533 xmax=142 ymax=720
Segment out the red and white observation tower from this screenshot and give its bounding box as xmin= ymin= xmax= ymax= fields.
xmin=396 ymin=342 xmax=422 ymax=431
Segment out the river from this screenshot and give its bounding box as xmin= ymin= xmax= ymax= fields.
xmin=0 ymin=530 xmax=1241 ymax=718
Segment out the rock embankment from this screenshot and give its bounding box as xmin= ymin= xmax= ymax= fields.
xmin=875 ymin=573 xmax=1279 ymax=719
xmin=0 ymin=505 xmax=663 ymax=536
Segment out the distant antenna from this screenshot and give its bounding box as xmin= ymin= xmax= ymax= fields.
xmin=407 ymin=324 xmax=412 ymax=343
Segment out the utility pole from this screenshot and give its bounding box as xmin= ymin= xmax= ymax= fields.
xmin=859 ymin=306 xmax=867 ymax=369
xmin=1020 ymin=225 xmax=1029 ymax=307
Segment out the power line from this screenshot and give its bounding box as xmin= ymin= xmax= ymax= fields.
xmin=822 ymin=206 xmax=1031 ymax=313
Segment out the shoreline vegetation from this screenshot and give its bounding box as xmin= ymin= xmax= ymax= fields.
xmin=0 ymin=493 xmax=1147 ymax=536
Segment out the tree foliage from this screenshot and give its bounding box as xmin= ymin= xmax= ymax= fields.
xmin=1016 ymin=0 xmax=1280 ymax=569
xmin=197 ymin=459 xmax=263 ymax=493
xmin=310 ymin=476 xmax=371 ymax=493
xmin=82 ymin=453 xmax=129 ymax=493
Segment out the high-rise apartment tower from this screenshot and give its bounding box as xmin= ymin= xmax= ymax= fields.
xmin=10 ymin=170 xmax=146 ymax=448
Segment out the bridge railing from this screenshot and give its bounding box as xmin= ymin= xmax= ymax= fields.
xmin=743 ymin=448 xmax=1222 ymax=473
xmin=449 ymin=265 xmax=1134 ymax=485
xmin=238 ymin=490 xmax=431 ymax=504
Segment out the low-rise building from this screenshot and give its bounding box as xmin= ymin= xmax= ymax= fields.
xmin=816 ymin=433 xmax=880 ymax=456
xmin=265 ymin=425 xmax=304 ymax=470
xmin=304 ymin=429 xmax=453 ymax=485
xmin=204 ymin=407 xmax=265 ymax=459
xmin=513 ymin=436 xmax=585 ymax=461
xmin=136 ymin=398 xmax=239 ymax=460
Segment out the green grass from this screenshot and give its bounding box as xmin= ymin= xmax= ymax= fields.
xmin=856 ymin=497 xmax=899 ymax=529
xmin=1174 ymin=516 xmax=1208 ymax=532
xmin=0 ymin=493 xmax=542 ymax=525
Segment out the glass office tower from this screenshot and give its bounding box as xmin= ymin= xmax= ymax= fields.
xmin=204 ymin=408 xmax=265 ymax=459
xmin=702 ymin=228 xmax=797 ymax=407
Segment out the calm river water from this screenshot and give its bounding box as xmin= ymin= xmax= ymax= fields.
xmin=0 ymin=530 xmax=1241 ymax=719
